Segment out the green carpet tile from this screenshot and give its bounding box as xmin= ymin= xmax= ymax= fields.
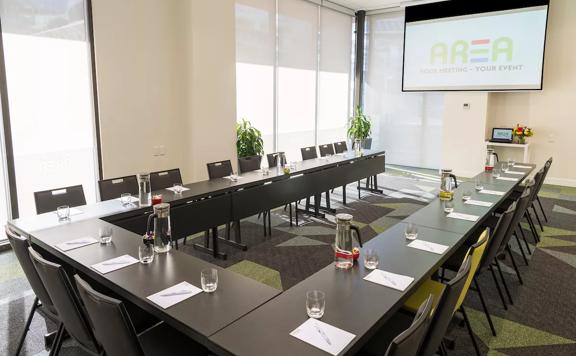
xmin=2 ymin=172 xmax=576 ymax=355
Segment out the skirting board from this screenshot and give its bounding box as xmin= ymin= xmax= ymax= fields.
xmin=545 ymin=177 xmax=576 ymax=188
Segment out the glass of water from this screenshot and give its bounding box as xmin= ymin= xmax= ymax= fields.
xmin=475 ymin=177 xmax=484 ymax=191
xmin=443 ymin=201 xmax=454 ymax=214
xmin=229 ymin=172 xmax=239 ymax=182
xmin=120 ymin=193 xmax=132 ymax=206
xmin=363 ymin=249 xmax=379 ymax=270
xmin=508 ymin=159 xmax=515 ymax=168
xmin=493 ymin=168 xmax=501 ymax=178
xmin=99 ymin=226 xmax=113 ymax=244
xmin=306 ymin=290 xmax=326 ymax=319
xmin=56 ymin=205 xmax=70 ymax=221
xmin=501 ymin=162 xmax=509 ymax=173
xmin=462 ymin=190 xmax=472 ymax=201
xmin=201 ymin=268 xmax=219 ymax=293
xmin=173 ymin=183 xmax=183 ymax=194
xmin=405 ymin=223 xmax=418 ymax=240
xmin=138 ymin=242 xmax=155 ymax=264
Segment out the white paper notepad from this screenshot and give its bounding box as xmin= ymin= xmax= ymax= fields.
xmin=497 ymin=177 xmax=519 ymax=182
xmin=147 ymin=282 xmax=202 ymax=309
xmin=464 ymin=200 xmax=493 ymax=208
xmin=364 ymin=269 xmax=414 ymax=292
xmin=290 ymin=318 xmax=356 ymax=356
xmin=479 ymin=189 xmax=505 ymax=196
xmin=408 ymin=240 xmax=449 ymax=255
xmin=514 ymin=165 xmax=531 ymax=169
xmin=91 ymin=255 xmax=138 ymax=274
xmin=506 ymin=171 xmax=525 ymax=176
xmin=447 ymin=212 xmax=480 ymax=222
xmin=165 ymin=186 xmax=190 ymax=193
xmin=55 ymin=237 xmax=98 ymax=252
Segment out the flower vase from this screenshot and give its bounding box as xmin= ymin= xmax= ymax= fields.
xmin=517 ymin=136 xmax=526 ymax=144
xmin=354 ymin=139 xmax=363 ymax=156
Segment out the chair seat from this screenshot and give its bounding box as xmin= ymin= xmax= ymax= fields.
xmin=358 ymin=309 xmax=415 ymax=356
xmin=139 ymin=322 xmax=209 ymax=356
xmin=403 ymin=279 xmax=444 ymax=313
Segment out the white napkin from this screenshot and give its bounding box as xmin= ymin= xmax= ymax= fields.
xmin=147 ymin=282 xmax=202 ymax=309
xmin=115 ymin=196 xmax=139 ymax=203
xmin=290 ymin=318 xmax=356 ymax=356
xmin=92 ymin=255 xmax=139 ymax=274
xmin=447 ymin=212 xmax=480 ymax=222
xmin=513 ymin=165 xmax=531 ymax=169
xmin=479 ymin=189 xmax=505 ymax=196
xmin=464 ymin=200 xmax=493 ymax=208
xmin=55 ymin=237 xmax=98 ymax=252
xmin=165 ymin=186 xmax=190 ymax=193
xmin=505 ymin=171 xmax=525 ymax=175
xmin=497 ymin=177 xmax=519 ymax=182
xmin=364 ymin=269 xmax=414 ymax=292
xmin=408 ymin=240 xmax=449 ymax=255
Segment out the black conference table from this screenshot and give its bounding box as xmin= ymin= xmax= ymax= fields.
xmin=7 ymin=148 xmax=386 ymax=353
xmin=209 ymin=162 xmax=536 ymax=356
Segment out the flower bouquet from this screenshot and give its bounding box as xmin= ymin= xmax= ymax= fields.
xmin=513 ymin=124 xmax=533 ymax=144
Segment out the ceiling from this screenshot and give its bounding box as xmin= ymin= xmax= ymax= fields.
xmin=329 ymin=0 xmax=445 ymax=11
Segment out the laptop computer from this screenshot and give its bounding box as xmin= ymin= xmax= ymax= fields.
xmin=490 ymin=128 xmax=514 ymax=143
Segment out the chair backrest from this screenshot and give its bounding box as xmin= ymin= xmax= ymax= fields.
xmin=34 ymin=185 xmax=86 ymax=214
xmin=267 ymin=152 xmax=287 ymax=168
xmin=455 ymin=230 xmax=489 ymax=310
xmin=5 ymin=227 xmax=57 ymax=317
xmin=385 ymin=294 xmax=434 ymax=356
xmin=98 ymin=175 xmax=139 ymax=201
xmin=363 ymin=137 xmax=373 ymax=149
xmin=498 ymin=186 xmax=532 ymax=255
xmin=318 ymin=144 xmax=335 ymax=157
xmin=528 ymin=169 xmax=544 ymax=203
xmin=207 ymin=160 xmax=233 ymax=179
xmin=333 ymin=141 xmax=348 ymax=154
xmin=74 ymin=275 xmax=144 ymax=356
xmin=238 ymin=155 xmax=262 ymax=173
xmin=420 ymin=255 xmax=472 ymax=356
xmin=480 ymin=202 xmax=517 ymax=271
xmin=301 ymin=146 xmax=318 ymax=161
xmin=28 ymin=247 xmax=100 ymax=353
xmin=150 ymin=168 xmax=182 ymax=191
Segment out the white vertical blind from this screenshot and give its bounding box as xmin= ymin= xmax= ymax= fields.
xmin=363 ymin=11 xmax=444 ymax=169
xmin=235 ymin=0 xmax=276 ymax=154
xmin=277 ymin=0 xmax=319 ymax=161
xmin=317 ymin=7 xmax=354 ymax=146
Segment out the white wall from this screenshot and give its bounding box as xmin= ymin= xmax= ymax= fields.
xmin=91 ymin=0 xmax=237 ymax=183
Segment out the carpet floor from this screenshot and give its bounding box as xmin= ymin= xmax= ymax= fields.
xmin=2 ymin=171 xmax=576 ymax=355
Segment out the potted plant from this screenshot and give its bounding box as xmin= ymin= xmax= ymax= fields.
xmin=513 ymin=124 xmax=533 ymax=144
xmin=236 ymin=119 xmax=264 ymax=158
xmin=348 ymin=106 xmax=372 ymax=154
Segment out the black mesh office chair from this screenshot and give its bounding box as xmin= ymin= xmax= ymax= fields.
xmin=150 ymin=168 xmax=182 ymax=191
xmin=238 ymin=155 xmax=262 ymax=173
xmin=300 ymin=146 xmax=318 ymax=160
xmin=98 ymin=175 xmax=139 ymax=201
xmin=266 ymin=152 xmax=287 ymax=168
xmin=6 ymin=227 xmax=60 ymax=355
xmin=318 ymin=144 xmax=335 ymax=157
xmin=28 ymin=247 xmax=101 ymax=356
xmin=34 ymin=185 xmax=86 ymax=215
xmin=333 ymin=141 xmax=347 ymax=154
xmin=74 ymin=275 xmax=209 ymax=356
xmin=207 ymin=160 xmax=233 ymax=179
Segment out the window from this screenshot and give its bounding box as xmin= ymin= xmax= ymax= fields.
xmin=235 ymin=0 xmax=354 ymax=162
xmin=0 ymin=0 xmax=100 ymax=218
xmin=363 ymin=11 xmax=444 ymax=169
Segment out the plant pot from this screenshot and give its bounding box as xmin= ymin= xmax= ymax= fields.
xmin=354 ymin=139 xmax=363 ymax=155
xmin=515 ymin=136 xmax=526 ymax=144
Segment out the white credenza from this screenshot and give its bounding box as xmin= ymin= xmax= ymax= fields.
xmin=485 ymin=141 xmax=530 ymax=163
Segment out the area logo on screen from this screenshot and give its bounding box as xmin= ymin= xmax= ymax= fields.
xmin=430 ymin=37 xmax=513 ymax=65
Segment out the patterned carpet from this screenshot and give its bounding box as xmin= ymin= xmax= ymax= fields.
xmin=2 ymin=169 xmax=576 ymax=355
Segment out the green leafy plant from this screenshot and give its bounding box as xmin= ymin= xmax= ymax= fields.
xmin=236 ymin=118 xmax=264 ymax=158
xmin=347 ymin=106 xmax=372 ymax=141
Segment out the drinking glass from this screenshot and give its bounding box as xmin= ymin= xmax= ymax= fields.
xmin=306 ymin=290 xmax=326 ymax=319
xmin=404 ymin=223 xmax=418 ymax=240
xmin=501 ymin=162 xmax=509 ymax=173
xmin=363 ymin=249 xmax=379 ymax=270
xmin=508 ymin=159 xmax=515 ymax=168
xmin=475 ymin=177 xmax=484 ymax=191
xmin=443 ymin=201 xmax=454 ymax=214
xmin=99 ymin=226 xmax=113 ymax=244
xmin=201 ymin=268 xmax=218 ymax=293
xmin=56 ymin=205 xmax=70 ymax=221
xmin=138 ymin=243 xmax=155 ymax=264
xmin=462 ymin=190 xmax=472 ymax=201
xmin=173 ymin=183 xmax=183 ymax=194
xmin=120 ymin=193 xmax=132 ymax=206
xmin=493 ymin=168 xmax=501 ymax=178
xmin=229 ymin=172 xmax=239 ymax=182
